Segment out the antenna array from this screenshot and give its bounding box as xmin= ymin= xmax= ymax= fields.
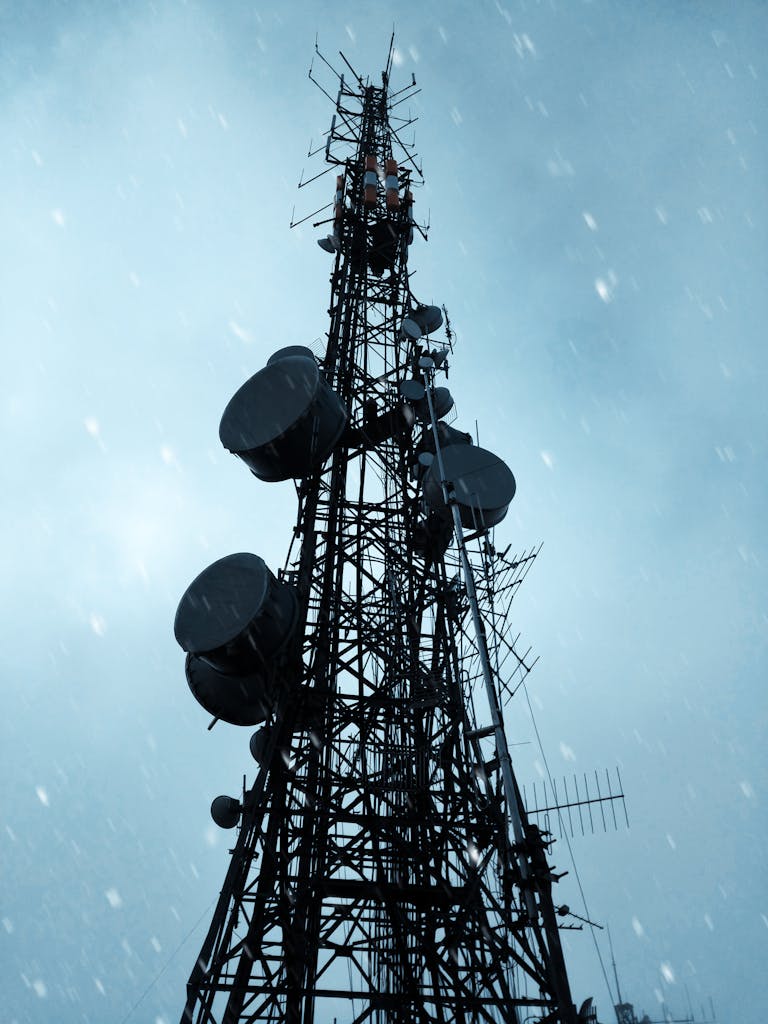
xmin=174 ymin=40 xmax=589 ymax=1024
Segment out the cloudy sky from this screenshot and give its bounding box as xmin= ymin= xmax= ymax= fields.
xmin=1 ymin=2 xmax=766 ymax=1023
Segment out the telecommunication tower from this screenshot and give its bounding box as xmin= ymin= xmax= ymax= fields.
xmin=173 ymin=41 xmax=584 ymax=1024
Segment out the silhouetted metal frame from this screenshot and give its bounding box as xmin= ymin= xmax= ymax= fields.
xmin=180 ymin=48 xmax=578 ymax=1024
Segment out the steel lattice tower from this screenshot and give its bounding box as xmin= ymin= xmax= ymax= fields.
xmin=175 ymin=43 xmax=580 ymax=1024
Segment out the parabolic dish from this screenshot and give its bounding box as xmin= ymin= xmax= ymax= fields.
xmin=411 ymin=305 xmax=443 ymax=335
xmin=399 ymin=379 xmax=426 ymax=403
xmin=210 ymin=795 xmax=240 ymax=829
xmin=415 ymin=386 xmax=454 ymax=423
xmin=185 ymin=654 xmax=273 ymax=727
xmin=419 ymin=422 xmax=473 ymax=454
xmin=266 ymin=345 xmax=316 ymax=365
xmin=174 ymin=553 xmax=298 ymax=674
xmin=219 ymin=355 xmax=347 ymax=481
xmin=424 ymin=444 xmax=516 ymax=530
xmin=400 ymin=317 xmax=422 ymax=340
xmin=175 ymin=553 xmax=271 ymax=655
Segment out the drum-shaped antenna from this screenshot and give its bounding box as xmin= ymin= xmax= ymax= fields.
xmin=410 ymin=305 xmax=443 ymax=335
xmin=176 ymin=553 xmax=299 ymax=726
xmin=400 ymin=317 xmax=422 ymax=340
xmin=219 ymin=355 xmax=348 ymax=481
xmin=424 ymin=445 xmax=516 ymax=530
xmin=210 ymin=795 xmax=241 ymax=829
xmin=175 ymin=553 xmax=299 ymax=675
xmin=414 ymin=387 xmax=454 ymax=423
xmin=419 ymin=422 xmax=473 ymax=454
xmin=250 ymin=726 xmax=271 ymax=764
xmin=185 ymin=654 xmax=273 ymax=726
xmin=399 ymin=379 xmax=426 ymax=403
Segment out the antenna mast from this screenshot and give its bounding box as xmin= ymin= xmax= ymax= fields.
xmin=174 ymin=45 xmax=580 ymax=1024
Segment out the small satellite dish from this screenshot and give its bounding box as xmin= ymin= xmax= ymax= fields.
xmin=219 ymin=355 xmax=348 ymax=481
xmin=423 ymin=444 xmax=516 ymax=530
xmin=418 ymin=452 xmax=434 ymax=468
xmin=411 ymin=305 xmax=443 ymax=335
xmin=399 ymin=379 xmax=426 ymax=403
xmin=418 ymin=356 xmax=435 ymax=371
xmin=317 ymin=237 xmax=335 ymax=253
xmin=174 ymin=553 xmax=299 ymax=675
xmin=210 ymin=795 xmax=241 ymax=829
xmin=432 ymin=347 xmax=449 ymax=368
xmin=266 ymin=346 xmax=316 ymax=366
xmin=250 ymin=727 xmax=271 ymax=764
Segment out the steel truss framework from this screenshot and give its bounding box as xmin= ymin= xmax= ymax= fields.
xmin=181 ymin=44 xmax=577 ymax=1024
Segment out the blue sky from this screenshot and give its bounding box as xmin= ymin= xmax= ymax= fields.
xmin=1 ymin=2 xmax=766 ymax=1022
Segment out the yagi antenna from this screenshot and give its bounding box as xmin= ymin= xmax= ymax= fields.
xmin=522 ymin=767 xmax=628 ymax=838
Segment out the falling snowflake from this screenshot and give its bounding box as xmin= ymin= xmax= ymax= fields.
xmin=228 ymin=320 xmax=252 ymax=343
xmin=595 ymin=272 xmax=618 ymax=303
xmin=105 ymin=888 xmax=123 ymax=909
xmin=160 ymin=444 xmax=177 ymax=466
xmin=90 ymin=613 xmax=106 ymax=637
xmin=546 ymin=153 xmax=574 ymax=177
